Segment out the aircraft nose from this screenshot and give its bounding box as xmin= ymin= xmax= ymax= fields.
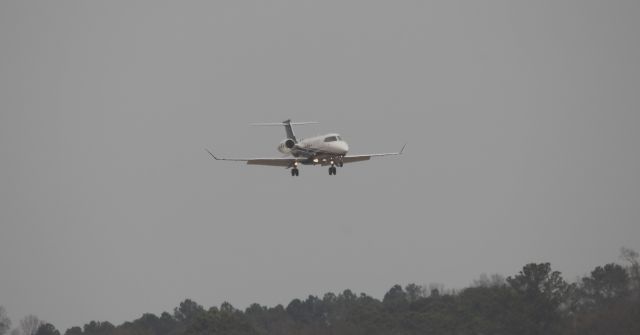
xmin=340 ymin=141 xmax=349 ymax=154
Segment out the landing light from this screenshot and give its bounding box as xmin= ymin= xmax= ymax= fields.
xmin=313 ymin=158 xmax=319 ymax=163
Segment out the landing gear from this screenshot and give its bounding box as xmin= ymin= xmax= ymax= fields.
xmin=291 ymin=168 xmax=299 ymax=177
xmin=328 ymin=166 xmax=337 ymax=175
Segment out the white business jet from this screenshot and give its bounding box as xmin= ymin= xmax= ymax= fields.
xmin=206 ymin=119 xmax=405 ymax=176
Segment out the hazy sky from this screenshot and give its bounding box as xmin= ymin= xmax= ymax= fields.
xmin=1 ymin=0 xmax=639 ymax=331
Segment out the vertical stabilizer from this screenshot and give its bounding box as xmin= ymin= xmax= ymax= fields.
xmin=282 ymin=119 xmax=296 ymax=141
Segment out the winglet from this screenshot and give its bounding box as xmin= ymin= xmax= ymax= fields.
xmin=399 ymin=143 xmax=407 ymax=154
xmin=205 ymin=149 xmax=221 ymax=160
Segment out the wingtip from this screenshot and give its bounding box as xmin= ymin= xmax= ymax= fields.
xmin=400 ymin=143 xmax=407 ymax=154
xmin=205 ymin=148 xmax=219 ymax=160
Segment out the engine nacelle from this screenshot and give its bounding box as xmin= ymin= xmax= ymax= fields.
xmin=277 ymin=139 xmax=296 ymax=154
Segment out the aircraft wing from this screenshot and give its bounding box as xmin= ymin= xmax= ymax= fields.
xmin=206 ymin=149 xmax=295 ymax=167
xmin=206 ymin=144 xmax=405 ymax=167
xmin=341 ymin=144 xmax=406 ymax=164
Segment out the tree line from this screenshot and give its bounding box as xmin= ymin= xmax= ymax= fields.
xmin=2 ymin=247 xmax=639 ymax=335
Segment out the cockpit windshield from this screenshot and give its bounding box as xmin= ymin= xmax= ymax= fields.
xmin=324 ymin=136 xmax=338 ymax=142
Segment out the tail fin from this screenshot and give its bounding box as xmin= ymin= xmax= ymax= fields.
xmin=251 ymin=119 xmax=318 ymax=142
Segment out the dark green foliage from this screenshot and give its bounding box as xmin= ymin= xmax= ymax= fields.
xmin=405 ymin=283 xmax=426 ymax=303
xmin=63 ymin=327 xmax=82 ymax=335
xmin=173 ymin=300 xmax=204 ymax=323
xmin=35 ymin=324 xmax=60 ymax=335
xmin=82 ymin=321 xmax=115 ymax=335
xmin=186 ymin=303 xmax=256 ymax=335
xmin=580 ymin=263 xmax=629 ymax=309
xmin=567 ymin=260 xmax=639 ymax=335
xmin=116 ymin=312 xmax=178 ymax=335
xmin=506 ymin=263 xmax=570 ymax=335
xmin=382 ymin=284 xmax=409 ymax=313
xmin=57 ymin=258 xmax=640 ymax=335
xmin=457 ymin=285 xmax=517 ymax=335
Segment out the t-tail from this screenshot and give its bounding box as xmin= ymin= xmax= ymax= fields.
xmin=251 ymin=119 xmax=318 ymax=143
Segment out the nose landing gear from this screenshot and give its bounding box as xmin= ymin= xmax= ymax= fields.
xmin=327 ymin=158 xmax=340 ymax=176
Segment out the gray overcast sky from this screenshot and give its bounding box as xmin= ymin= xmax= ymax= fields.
xmin=1 ymin=0 xmax=639 ymax=331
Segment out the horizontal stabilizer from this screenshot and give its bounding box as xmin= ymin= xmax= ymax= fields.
xmin=250 ymin=119 xmax=318 ymax=141
xmin=250 ymin=121 xmax=319 ymax=126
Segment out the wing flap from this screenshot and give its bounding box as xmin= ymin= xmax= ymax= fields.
xmin=207 ymin=149 xmax=296 ymax=167
xmin=341 ymin=144 xmax=406 ymax=164
xmin=246 ymin=159 xmax=293 ymax=167
xmin=342 ymin=156 xmax=372 ymax=164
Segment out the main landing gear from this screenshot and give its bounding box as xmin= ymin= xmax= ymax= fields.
xmin=290 ymin=159 xmax=341 ymax=176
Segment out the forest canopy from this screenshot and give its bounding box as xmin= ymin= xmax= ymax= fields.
xmin=3 ymin=248 xmax=639 ymax=335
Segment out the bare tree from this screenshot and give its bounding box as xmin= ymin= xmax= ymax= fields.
xmin=473 ymin=273 xmax=506 ymax=287
xmin=0 ymin=307 xmax=10 ymax=335
xmin=428 ymin=283 xmax=445 ymax=296
xmin=621 ymin=247 xmax=640 ymax=296
xmin=620 ymin=247 xmax=639 ymax=272
xmin=19 ymin=316 xmax=41 ymax=335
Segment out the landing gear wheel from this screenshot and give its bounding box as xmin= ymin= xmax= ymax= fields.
xmin=329 ymin=166 xmax=337 ymax=175
xmin=291 ymin=168 xmax=299 ymax=177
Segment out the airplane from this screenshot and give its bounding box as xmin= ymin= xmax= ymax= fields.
xmin=206 ymin=119 xmax=405 ymax=176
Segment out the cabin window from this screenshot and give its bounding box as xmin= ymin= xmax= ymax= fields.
xmin=324 ymin=136 xmax=338 ymax=142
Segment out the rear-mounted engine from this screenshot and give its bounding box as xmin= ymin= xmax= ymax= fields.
xmin=277 ymin=139 xmax=296 ymax=154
